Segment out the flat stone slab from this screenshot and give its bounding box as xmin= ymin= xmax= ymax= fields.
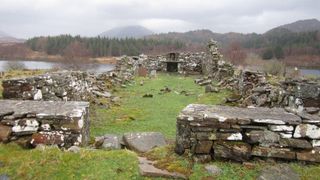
xmin=257 ymin=164 xmax=300 ymax=180
xmin=138 ymin=157 xmax=186 ymax=179
xmin=178 ymin=104 xmax=301 ymax=125
xmin=123 ymin=132 xmax=167 ymax=153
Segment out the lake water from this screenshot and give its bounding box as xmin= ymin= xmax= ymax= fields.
xmin=300 ymin=69 xmax=320 ymax=76
xmin=0 ymin=60 xmax=115 ymax=73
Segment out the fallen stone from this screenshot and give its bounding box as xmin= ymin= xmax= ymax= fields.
xmin=123 ymin=132 xmax=167 ymax=153
xmin=279 ymin=138 xmax=312 ymax=149
xmin=294 ymin=124 xmax=320 ymax=139
xmin=92 ymin=90 xmax=112 ymax=98
xmin=192 ymin=154 xmax=212 ymax=163
xmin=0 ymin=125 xmax=12 ymax=142
xmin=257 ymin=164 xmax=300 ymax=180
xmin=138 ymin=157 xmax=186 ymax=179
xmin=94 ymin=134 xmax=121 ymax=150
xmin=67 ymin=146 xmax=81 ymax=153
xmin=0 ymin=174 xmax=10 ymax=180
xmin=251 ymin=146 xmax=296 ymax=160
xmin=205 ymin=164 xmax=222 ymax=176
xmin=205 ymin=85 xmax=219 ymax=93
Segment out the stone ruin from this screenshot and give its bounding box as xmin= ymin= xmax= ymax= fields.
xmin=236 ymin=70 xmax=320 ymax=111
xmin=0 ymin=100 xmax=89 ymax=148
xmin=175 ymin=104 xmax=320 ymax=163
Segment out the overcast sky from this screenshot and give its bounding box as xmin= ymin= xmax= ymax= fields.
xmin=0 ymin=0 xmax=319 ymax=38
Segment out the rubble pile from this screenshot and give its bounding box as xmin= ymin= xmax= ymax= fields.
xmin=2 ymin=71 xmax=93 ymax=101
xmin=236 ymin=70 xmax=320 ymax=112
xmin=0 ymin=100 xmax=90 ymax=148
xmin=175 ymin=104 xmax=320 ymax=163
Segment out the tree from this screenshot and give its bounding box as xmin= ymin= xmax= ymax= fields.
xmin=262 ymin=48 xmax=274 ymax=60
xmin=274 ymin=46 xmax=284 ymax=59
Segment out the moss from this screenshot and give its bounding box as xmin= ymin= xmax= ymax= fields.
xmin=145 ymin=145 xmax=193 ymax=176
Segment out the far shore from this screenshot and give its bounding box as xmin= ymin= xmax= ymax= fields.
xmin=0 ymin=56 xmax=118 ymax=65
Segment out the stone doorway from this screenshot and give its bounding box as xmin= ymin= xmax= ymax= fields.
xmin=166 ymin=62 xmax=178 ymax=72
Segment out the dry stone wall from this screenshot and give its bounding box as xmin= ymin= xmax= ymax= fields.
xmin=0 ymin=100 xmax=89 ymax=148
xmin=175 ymin=104 xmax=320 ymax=163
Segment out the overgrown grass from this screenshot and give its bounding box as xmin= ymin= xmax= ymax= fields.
xmin=0 ymin=144 xmax=140 ymax=180
xmin=91 ymin=73 xmax=230 ymax=139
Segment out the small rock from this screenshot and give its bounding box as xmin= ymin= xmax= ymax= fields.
xmin=92 ymin=90 xmax=112 ymax=98
xmin=140 ymin=81 xmax=144 ymax=86
xmin=123 ymin=132 xmax=167 ymax=153
xmin=257 ymin=164 xmax=300 ymax=180
xmin=205 ymin=85 xmax=219 ymax=93
xmin=0 ymin=174 xmax=9 ymax=180
xmin=67 ymin=146 xmax=81 ymax=153
xmin=205 ymin=164 xmax=221 ymax=176
xmin=111 ymin=97 xmax=120 ymax=103
xmin=138 ymin=157 xmax=186 ymax=179
xmin=142 ymin=94 xmax=153 ymax=98
xmin=95 ymin=134 xmax=121 ymax=150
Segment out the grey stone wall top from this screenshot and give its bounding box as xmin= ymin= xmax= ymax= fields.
xmin=178 ymin=104 xmax=301 ymax=125
xmin=0 ymin=100 xmax=89 ymax=119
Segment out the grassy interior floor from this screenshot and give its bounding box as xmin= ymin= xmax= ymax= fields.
xmin=0 ymin=72 xmax=319 ymax=179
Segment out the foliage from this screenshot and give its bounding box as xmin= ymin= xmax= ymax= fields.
xmin=262 ymin=60 xmax=286 ymax=76
xmin=0 ymin=144 xmax=140 ymax=180
xmin=262 ymin=48 xmax=274 ymax=60
xmin=26 ymin=35 xmax=186 ymax=57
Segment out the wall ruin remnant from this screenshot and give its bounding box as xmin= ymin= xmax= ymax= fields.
xmin=175 ymin=104 xmax=320 ymax=163
xmin=0 ymin=100 xmax=90 ymax=148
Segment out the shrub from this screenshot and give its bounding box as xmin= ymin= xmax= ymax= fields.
xmin=262 ymin=60 xmax=286 ymax=76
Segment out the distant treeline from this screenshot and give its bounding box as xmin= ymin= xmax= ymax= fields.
xmin=25 ymin=35 xmax=186 ymax=57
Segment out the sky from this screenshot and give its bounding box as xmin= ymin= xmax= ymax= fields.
xmin=0 ymin=0 xmax=319 ymax=38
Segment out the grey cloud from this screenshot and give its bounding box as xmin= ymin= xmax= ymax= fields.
xmin=0 ymin=0 xmax=319 ymax=38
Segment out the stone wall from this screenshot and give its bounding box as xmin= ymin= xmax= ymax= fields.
xmin=0 ymin=100 xmax=89 ymax=148
xmin=175 ymin=104 xmax=320 ymax=163
xmin=2 ymin=71 xmax=93 ymax=101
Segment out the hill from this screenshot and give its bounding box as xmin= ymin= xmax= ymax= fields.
xmin=267 ymin=19 xmax=320 ymax=33
xmin=99 ymin=25 xmax=154 ymax=39
xmin=0 ymin=30 xmax=24 ymax=43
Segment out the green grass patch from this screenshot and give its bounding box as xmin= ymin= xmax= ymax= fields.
xmin=91 ymin=73 xmax=230 ymax=139
xmin=0 ymin=143 xmax=140 ymax=180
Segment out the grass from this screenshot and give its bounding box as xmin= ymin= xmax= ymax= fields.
xmin=0 ymin=144 xmax=140 ymax=180
xmin=91 ymin=73 xmax=230 ymax=139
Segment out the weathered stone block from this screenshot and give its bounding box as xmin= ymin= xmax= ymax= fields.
xmin=294 ymin=124 xmax=320 ymax=139
xmin=251 ymin=146 xmax=296 ymax=160
xmin=194 ymin=140 xmax=213 ymax=154
xmin=245 ymin=130 xmax=280 ymax=147
xmin=297 ymin=150 xmax=320 ymax=162
xmin=213 ymin=141 xmax=251 ymax=162
xmin=123 ymin=132 xmax=167 ymax=153
xmin=0 ymin=125 xmax=12 ymax=142
xmin=279 ymin=138 xmax=312 ymax=149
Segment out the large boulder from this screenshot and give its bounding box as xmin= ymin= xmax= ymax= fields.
xmin=123 ymin=132 xmax=167 ymax=153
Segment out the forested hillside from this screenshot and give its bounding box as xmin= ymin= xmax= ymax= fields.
xmin=26 ymin=35 xmax=185 ymax=57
